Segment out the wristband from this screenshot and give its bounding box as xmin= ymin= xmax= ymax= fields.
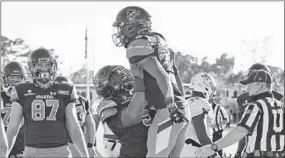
xmin=133 ymin=76 xmax=145 ymax=92
xmin=87 ymin=143 xmax=94 ymax=148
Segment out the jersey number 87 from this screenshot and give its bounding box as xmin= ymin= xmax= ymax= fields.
xmin=32 ymin=99 xmax=59 ymax=121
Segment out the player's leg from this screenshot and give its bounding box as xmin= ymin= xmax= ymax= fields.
xmin=146 ymin=108 xmax=187 ymax=157
xmin=169 ymin=106 xmax=191 ymax=157
xmin=169 ymin=122 xmax=188 ymax=157
xmin=68 ymin=143 xmax=81 ymax=158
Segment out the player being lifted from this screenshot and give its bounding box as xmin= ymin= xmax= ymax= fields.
xmin=54 ymin=75 xmax=97 ymax=158
xmin=112 ymin=6 xmax=190 ymax=157
xmin=5 ymin=48 xmax=89 ymax=157
xmin=1 ymin=61 xmax=25 ymax=158
xmin=181 ymin=73 xmax=216 ymax=157
xmin=94 ymin=65 xmax=154 ymax=157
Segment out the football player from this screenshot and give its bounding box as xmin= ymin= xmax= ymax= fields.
xmin=92 ymin=99 xmax=121 ymax=157
xmin=181 ymin=73 xmax=216 ymax=157
xmin=54 ymin=75 xmax=97 ymax=157
xmin=235 ymin=63 xmax=284 ymax=158
xmin=5 ymin=48 xmax=89 ymax=157
xmin=112 ymin=6 xmax=190 ymax=157
xmin=1 ymin=108 xmax=9 ymax=158
xmin=94 ymin=65 xmax=154 ymax=157
xmin=1 ymin=61 xmax=25 ymax=158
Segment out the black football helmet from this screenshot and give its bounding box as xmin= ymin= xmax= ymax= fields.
xmin=54 ymin=75 xmax=71 ymax=83
xmin=112 ymin=6 xmax=152 ymax=47
xmin=28 ymin=47 xmax=57 ymax=84
xmin=2 ymin=61 xmax=25 ymax=89
xmin=93 ymin=65 xmax=133 ymax=102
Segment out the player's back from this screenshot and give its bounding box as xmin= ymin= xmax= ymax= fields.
xmin=127 ymin=32 xmax=184 ymax=110
xmin=12 ymin=81 xmax=73 ymax=148
xmin=185 ymin=96 xmax=214 ymax=144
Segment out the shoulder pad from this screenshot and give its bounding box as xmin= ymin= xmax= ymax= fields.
xmin=97 ymin=100 xmax=118 ymax=116
xmin=97 ymin=100 xmax=118 ymax=122
xmin=152 ymin=32 xmax=165 ymax=40
xmin=187 ymin=97 xmax=211 ymax=117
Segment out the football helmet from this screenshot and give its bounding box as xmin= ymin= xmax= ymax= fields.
xmin=112 ymin=6 xmax=152 ymax=47
xmin=54 ymin=75 xmax=72 ymax=84
xmin=190 ymin=73 xmax=217 ymax=100
xmin=93 ymin=65 xmax=133 ymax=102
xmin=28 ymin=47 xmax=57 ymax=84
xmin=2 ymin=61 xmax=25 ymax=91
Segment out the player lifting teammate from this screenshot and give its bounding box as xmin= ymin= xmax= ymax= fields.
xmin=1 ymin=61 xmax=25 ymax=158
xmin=112 ymin=6 xmax=190 ymax=157
xmin=94 ymin=65 xmax=154 ymax=157
xmin=5 ymin=48 xmax=89 ymax=157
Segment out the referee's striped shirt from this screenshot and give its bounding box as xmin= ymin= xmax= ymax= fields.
xmin=237 ymin=92 xmax=284 ymax=154
xmin=212 ymin=104 xmax=229 ymax=132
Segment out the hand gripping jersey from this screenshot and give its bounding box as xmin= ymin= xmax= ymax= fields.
xmin=10 ymin=81 xmax=76 ymax=148
xmin=97 ymin=99 xmax=155 ymax=157
xmin=126 ymin=32 xmax=185 ymax=110
xmin=1 ymin=91 xmax=25 ymax=156
xmin=185 ymin=97 xmax=214 ymax=145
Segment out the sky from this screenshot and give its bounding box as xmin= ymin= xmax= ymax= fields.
xmin=1 ymin=1 xmax=284 ymax=76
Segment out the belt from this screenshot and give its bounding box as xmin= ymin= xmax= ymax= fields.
xmin=245 ymin=150 xmax=285 ymax=157
xmin=103 ymin=134 xmax=119 ymax=140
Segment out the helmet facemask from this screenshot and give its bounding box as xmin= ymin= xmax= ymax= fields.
xmin=29 ymin=58 xmax=57 ymax=84
xmin=112 ymin=6 xmax=152 ymax=47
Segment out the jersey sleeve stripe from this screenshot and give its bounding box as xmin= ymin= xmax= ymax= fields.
xmin=126 ymin=45 xmax=154 ymax=60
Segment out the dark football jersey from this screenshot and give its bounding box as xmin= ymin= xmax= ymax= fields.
xmin=1 ymin=91 xmax=25 ymax=155
xmin=102 ymin=99 xmax=155 ymax=157
xmin=126 ymin=32 xmax=185 ymax=110
xmin=10 ymin=81 xmax=76 ymax=148
xmin=237 ymin=91 xmax=284 ymax=113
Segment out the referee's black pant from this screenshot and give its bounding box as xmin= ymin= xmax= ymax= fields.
xmin=212 ymin=130 xmax=223 ymax=157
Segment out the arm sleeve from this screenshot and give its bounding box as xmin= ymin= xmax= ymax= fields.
xmin=237 ymin=104 xmax=260 ymax=133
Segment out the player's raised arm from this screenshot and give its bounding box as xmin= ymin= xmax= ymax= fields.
xmin=120 ymin=64 xmax=146 ymax=127
xmin=6 ymin=87 xmax=24 ymax=153
xmin=65 ymin=90 xmax=89 ymax=158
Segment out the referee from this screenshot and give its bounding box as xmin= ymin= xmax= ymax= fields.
xmin=196 ymin=69 xmax=284 ymax=158
xmin=235 ymin=63 xmax=284 ymax=158
xmin=211 ymin=97 xmax=229 ymax=157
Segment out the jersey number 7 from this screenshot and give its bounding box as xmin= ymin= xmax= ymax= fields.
xmin=31 ymin=100 xmax=59 ymax=121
